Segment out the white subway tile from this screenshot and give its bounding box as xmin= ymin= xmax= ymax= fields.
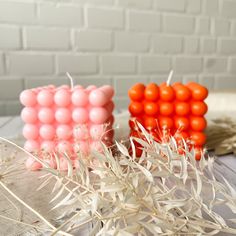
xmin=87 ymin=7 xmax=124 ymax=29
xmin=57 ymin=54 xmax=97 ymax=75
xmin=219 ymin=39 xmax=236 ymax=54
xmin=39 ymin=3 xmax=83 ymax=27
xmin=0 ymin=27 xmax=21 ymax=49
xmin=25 ymin=27 xmax=70 ymax=50
xmin=214 ymin=76 xmax=236 ymax=90
xmin=0 ymin=2 xmax=36 ymax=24
xmin=163 ymin=15 xmax=195 ymax=34
xmin=229 ymin=58 xmax=236 ymax=74
xmin=102 ymin=55 xmax=136 ymax=74
xmin=155 ymin=0 xmax=185 ymax=12
xmin=184 ymin=37 xmax=199 ymax=54
xmin=0 ymin=54 xmax=5 ymax=75
xmin=213 ymin=19 xmax=230 ymax=35
xmin=201 ymin=38 xmax=216 ymax=54
xmin=203 ymin=0 xmax=219 ymax=16
xmin=199 ymin=75 xmax=215 ymax=90
xmin=9 ymin=53 xmax=54 ymax=75
xmin=0 ymin=78 xmax=24 ymax=99
xmin=129 ymin=11 xmax=161 ymax=31
xmin=196 ymin=17 xmax=210 ymax=34
xmin=118 ymin=0 xmax=152 ymax=9
xmin=186 ymin=0 xmax=201 ymax=13
xmin=140 ymin=56 xmax=171 ymax=74
xmin=174 ymin=57 xmax=202 ymax=73
xmin=115 ymin=32 xmax=149 ymax=52
xmin=204 ymin=58 xmax=228 ymax=73
xmin=75 ymin=30 xmax=112 ymax=51
xmin=222 ymin=0 xmax=236 ymax=18
xmin=153 ymin=35 xmax=183 ymax=53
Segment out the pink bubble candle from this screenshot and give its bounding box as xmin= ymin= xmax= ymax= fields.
xmin=20 ymin=83 xmax=115 ymax=170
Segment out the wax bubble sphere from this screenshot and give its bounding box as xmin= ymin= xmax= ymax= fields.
xmin=20 ymin=90 xmax=37 ymax=107
xmin=38 ymin=108 xmax=54 ymax=123
xmin=26 ymin=157 xmax=42 ymax=171
xmin=74 ymin=141 xmax=90 ymax=155
xmin=41 ymin=141 xmax=55 ymax=152
xmin=72 ymin=108 xmax=89 ymax=124
xmin=72 ymin=89 xmax=88 ymax=107
xmin=73 ymin=125 xmax=89 ymax=140
xmin=55 ymin=108 xmax=71 ymax=124
xmin=57 ymin=141 xmax=72 ymax=153
xmin=105 ymin=101 xmax=115 ymax=114
xmin=37 ymin=90 xmax=54 ymax=107
xmin=24 ymin=140 xmax=40 ymax=152
xmin=39 ymin=124 xmax=55 ymax=140
xmin=56 ymin=125 xmax=72 ymax=140
xmin=89 ymin=107 xmax=109 ymax=124
xmin=100 ymin=85 xmax=114 ymax=100
xmin=54 ymin=89 xmax=71 ymax=107
xmin=89 ymin=89 xmax=108 ymax=107
xmin=90 ymin=124 xmax=104 ymax=140
xmin=90 ymin=141 xmax=103 ymax=152
xmin=21 ymin=107 xmax=38 ymax=123
xmin=23 ymin=124 xmax=39 ymax=140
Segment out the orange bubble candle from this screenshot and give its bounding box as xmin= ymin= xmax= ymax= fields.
xmin=128 ymin=71 xmax=208 ymax=160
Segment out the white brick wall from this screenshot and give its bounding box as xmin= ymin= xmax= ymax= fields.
xmin=0 ymin=0 xmax=236 ymax=115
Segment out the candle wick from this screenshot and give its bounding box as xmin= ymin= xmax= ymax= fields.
xmin=66 ymin=72 xmax=74 ymax=90
xmin=166 ymin=70 xmax=173 ymax=86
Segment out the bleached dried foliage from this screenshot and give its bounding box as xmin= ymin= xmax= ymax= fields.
xmin=0 ymin=123 xmax=236 ymax=235
xmin=35 ymin=124 xmax=236 ymax=236
xmin=207 ymin=117 xmax=236 ymax=155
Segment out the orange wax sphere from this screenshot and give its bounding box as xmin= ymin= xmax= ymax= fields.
xmin=190 ymin=116 xmax=207 ymax=131
xmin=173 ymin=84 xmax=191 ymax=101
xmin=129 ymin=117 xmax=143 ymax=129
xmin=144 ymin=102 xmax=158 ymax=116
xmin=191 ymin=101 xmax=208 ymax=116
xmin=159 ymin=85 xmax=175 ymax=102
xmin=194 ymin=146 xmax=203 ymax=160
xmin=187 ymin=82 xmax=208 ymax=100
xmin=175 ymin=102 xmax=190 ymax=116
xmin=128 ymin=83 xmax=145 ymax=101
xmin=144 ymin=83 xmax=159 ymax=101
xmin=129 ymin=102 xmax=143 ymax=116
xmin=190 ymin=131 xmax=206 ymax=146
xmin=174 ymin=116 xmax=189 ymax=131
xmin=159 ymin=116 xmax=174 ymax=129
xmin=174 ymin=131 xmax=189 ymax=141
xmin=159 ymin=102 xmax=174 ymax=116
xmin=144 ymin=116 xmax=158 ymax=130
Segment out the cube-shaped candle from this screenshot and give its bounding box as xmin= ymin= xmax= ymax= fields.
xmin=128 ymin=82 xmax=208 ymax=159
xmin=20 ymin=84 xmax=114 ymax=170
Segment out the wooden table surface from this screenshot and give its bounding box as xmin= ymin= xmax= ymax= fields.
xmin=0 ymin=116 xmax=235 ymax=236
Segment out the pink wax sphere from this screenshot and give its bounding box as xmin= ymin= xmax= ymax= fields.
xmin=56 ymin=125 xmax=72 ymax=140
xmin=41 ymin=141 xmax=55 ymax=152
xmin=55 ymin=108 xmax=71 ymax=124
xmin=73 ymin=125 xmax=89 ymax=140
xmin=26 ymin=157 xmax=42 ymax=171
xmin=54 ymin=89 xmax=71 ymax=107
xmin=90 ymin=141 xmax=103 ymax=152
xmin=57 ymin=141 xmax=72 ymax=153
xmin=74 ymin=141 xmax=90 ymax=155
xmin=24 ymin=140 xmax=40 ymax=152
xmin=72 ymin=108 xmax=89 ymax=124
xmin=21 ymin=107 xmax=38 ymax=123
xmin=86 ymin=85 xmax=97 ymax=93
xmin=38 ymin=108 xmax=54 ymax=123
xmin=90 ymin=124 xmax=104 ymax=140
xmin=20 ymin=90 xmax=37 ymax=107
xmin=100 ymin=85 xmax=114 ymax=100
xmin=39 ymin=124 xmax=55 ymax=140
xmin=23 ymin=124 xmax=39 ymax=140
xmin=105 ymin=101 xmax=115 ymax=114
xmin=37 ymin=90 xmax=54 ymax=107
xmin=89 ymin=89 xmax=109 ymax=107
xmin=89 ymin=107 xmax=109 ymax=124
xmin=72 ymin=89 xmax=88 ymax=107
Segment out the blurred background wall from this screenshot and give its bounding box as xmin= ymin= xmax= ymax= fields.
xmin=0 ymin=0 xmax=236 ymax=115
